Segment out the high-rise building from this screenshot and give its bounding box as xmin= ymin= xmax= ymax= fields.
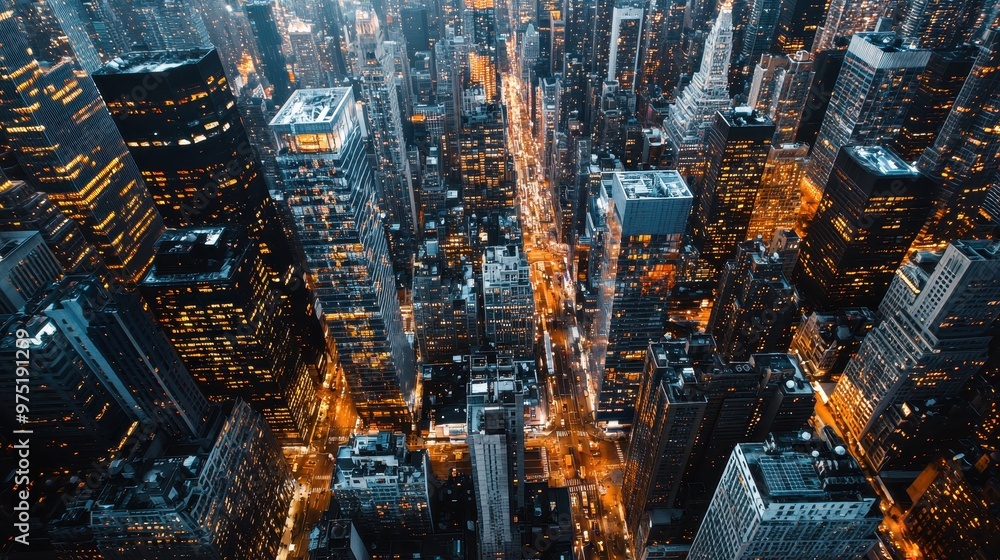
xmin=289 ymin=19 xmax=325 ymax=89
xmin=0 ymin=178 xmax=105 ymax=275
xmin=74 ymin=400 xmax=293 ymax=560
xmin=0 ymin=9 xmax=164 ymax=284
xmin=608 ymin=1 xmax=644 ymax=92
xmin=830 ymin=240 xmax=1000 ymax=461
xmin=590 ymin=171 xmax=692 ymax=429
xmin=467 ymin=354 xmax=526 ymax=559
xmin=663 ymin=3 xmax=733 ymax=181
xmin=271 ymin=88 xmax=415 ymax=431
xmin=737 ymin=0 xmax=781 ymax=89
xmin=900 ymin=451 xmax=1000 ymax=559
xmin=245 ymin=0 xmax=294 ymax=104
xmin=747 ymin=51 xmax=813 ymax=144
xmin=121 ymin=0 xmax=211 ymax=51
xmin=892 ymin=46 xmax=977 ymax=162
xmin=813 ymin=0 xmax=895 ymax=52
xmin=709 ymin=238 xmax=798 ymax=362
xmin=140 ymin=227 xmax=320 ymax=442
xmin=0 ymin=274 xmax=209 ymax=468
xmin=459 ymin=98 xmax=513 ymax=221
xmin=0 ymin=231 xmax=63 ymax=313
xmin=308 ymin=519 xmax=372 ymax=560
xmin=772 ymin=0 xmax=826 ymax=54
xmin=794 ymin=146 xmax=931 ymax=310
xmin=803 ymin=31 xmax=930 ymax=200
xmin=93 ymin=49 xmax=271 ymax=230
xmin=900 ymin=0 xmax=987 ymax=50
xmin=637 ymin=0 xmax=685 ymax=97
xmin=623 ymin=340 xmax=709 ymax=554
xmin=788 ymin=308 xmax=875 ymax=382
xmin=331 ymin=432 xmax=434 ymax=538
xmin=354 ymin=6 xmax=416 ymax=265
xmin=690 ymin=108 xmax=774 ymax=279
xmin=915 ymin=29 xmax=1000 ymax=247
xmin=746 ymin=143 xmax=807 ymax=240
xmin=687 ymin=432 xmax=879 ymax=560
xmin=412 ymin=245 xmax=478 ymax=361
xmin=481 ymin=245 xmax=535 ymax=359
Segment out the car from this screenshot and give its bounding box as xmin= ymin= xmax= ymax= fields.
xmin=562 ymin=403 xmax=568 ymax=412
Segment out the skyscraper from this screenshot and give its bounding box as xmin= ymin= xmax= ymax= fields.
xmin=590 ymin=171 xmax=692 ymax=429
xmin=794 ymin=146 xmax=931 ymax=310
xmin=271 ymin=88 xmax=415 ymax=431
xmin=288 ymin=19 xmax=325 ymax=89
xmin=608 ymin=1 xmax=644 ymax=92
xmin=900 ymin=0 xmax=987 ymax=50
xmin=331 ymin=432 xmax=434 ymax=537
xmin=737 ymin=0 xmax=781 ymax=88
xmin=412 ymin=246 xmax=478 ymax=362
xmin=747 ymin=51 xmax=813 ymax=144
xmin=831 ymin=240 xmax=1000 ymax=461
xmin=772 ymin=0 xmax=826 ymax=54
xmin=687 ymin=432 xmax=879 ymax=560
xmin=93 ymin=49 xmax=270 ymax=230
xmin=245 ymin=0 xmax=293 ymax=104
xmin=892 ymin=46 xmax=977 ymax=162
xmin=140 ymin=227 xmax=321 ymax=442
xmin=663 ymin=3 xmax=733 ymax=181
xmin=0 ymin=231 xmax=63 ymax=313
xmin=0 ymin=8 xmax=164 ymax=284
xmin=709 ymin=238 xmax=798 ymax=362
xmin=915 ymin=29 xmax=1000 ymax=247
xmin=803 ymin=31 xmax=930 ymax=201
xmin=467 ymin=354 xmax=526 ymax=559
xmin=71 ymin=400 xmax=294 ymax=560
xmin=623 ymin=339 xmax=709 ymax=553
xmin=354 ymin=6 xmax=416 ymax=264
xmin=690 ymin=108 xmax=774 ymax=279
xmin=481 ymin=245 xmax=535 ymax=358
xmin=813 ymin=0 xmax=895 ymax=51
xmin=637 ymin=0 xmax=685 ymax=97
xmin=746 ymin=143 xmax=807 ymax=239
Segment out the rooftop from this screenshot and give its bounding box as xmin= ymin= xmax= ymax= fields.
xmin=270 ymin=88 xmax=352 ymax=127
xmin=615 ymin=170 xmax=691 ymax=200
xmin=96 ymin=49 xmax=212 ymax=75
xmin=847 ymin=145 xmax=917 ymax=177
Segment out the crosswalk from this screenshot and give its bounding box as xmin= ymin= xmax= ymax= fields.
xmin=568 ymin=480 xmax=599 ymax=498
xmin=614 ymin=441 xmax=625 ymax=465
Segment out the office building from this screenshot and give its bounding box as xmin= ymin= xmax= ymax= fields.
xmin=245 ymin=0 xmax=293 ymax=104
xmin=788 ymin=308 xmax=875 ymax=382
xmin=794 ymin=146 xmax=931 ymax=310
xmin=82 ymin=401 xmax=293 ymax=560
xmin=289 ymin=19 xmax=325 ymax=89
xmin=709 ymin=239 xmax=798 ymax=362
xmin=0 ymin=231 xmax=63 ymax=313
xmin=916 ymin=29 xmax=1000 ymax=247
xmin=412 ymin=246 xmax=478 ymax=362
xmin=624 ymin=340 xmax=709 ymax=554
xmin=892 ymin=46 xmax=977 ymax=162
xmin=309 ymin=519 xmax=371 ymax=560
xmin=900 ymin=0 xmax=988 ymax=50
xmin=354 ymin=6 xmax=416 ymax=263
xmin=747 ymin=52 xmax=813 ymax=144
xmin=460 ymin=98 xmax=513 ymax=220
xmin=830 ymin=240 xmax=1000 ymax=462
xmin=468 ymin=357 xmax=526 ymax=559
xmin=93 ymin=49 xmax=271 ymax=230
xmin=690 ymin=108 xmax=774 ymax=279
xmin=121 ymin=0 xmax=210 ymax=52
xmin=663 ymin=4 xmax=733 ymax=181
xmin=813 ymin=0 xmax=896 ymax=51
xmin=772 ymin=0 xmax=826 ymax=54
xmin=737 ymin=0 xmax=781 ymax=88
xmin=590 ymin=171 xmax=692 ymax=428
xmin=481 ymin=245 xmax=535 ymax=359
xmin=608 ymin=2 xmax=644 ymax=92
xmin=687 ymin=432 xmax=879 ymax=560
xmin=768 ymin=228 xmax=801 ymax=278
xmin=746 ymin=143 xmax=807 ymax=240
xmin=638 ymin=0 xmax=685 ymax=97
xmin=0 ymin=10 xmax=164 ymax=284
xmin=900 ymin=451 xmax=1000 ymax=559
xmin=331 ymin=432 xmax=434 ymax=537
xmin=140 ymin=227 xmax=320 ymax=442
xmin=0 ymin=178 xmax=104 ymax=276
xmin=803 ymin=31 xmax=930 ymax=200
xmin=271 ymin=89 xmax=415 ymax=431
